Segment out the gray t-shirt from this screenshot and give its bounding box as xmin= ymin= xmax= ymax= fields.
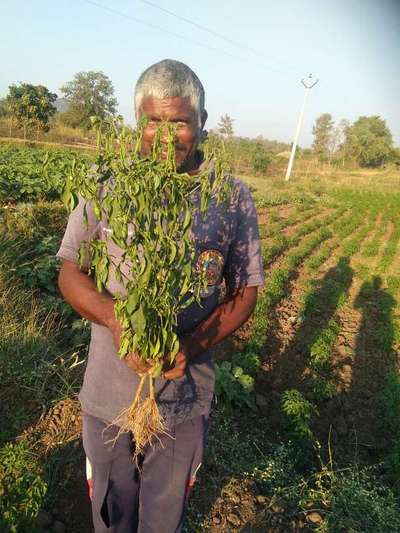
xmin=56 ymin=176 xmax=264 ymax=428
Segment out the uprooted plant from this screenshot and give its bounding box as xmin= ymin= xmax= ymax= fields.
xmin=60 ymin=117 xmax=232 ymax=458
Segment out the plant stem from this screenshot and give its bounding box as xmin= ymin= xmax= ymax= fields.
xmin=133 ymin=374 xmax=146 ymax=406
xmin=149 ymin=376 xmax=155 ymax=401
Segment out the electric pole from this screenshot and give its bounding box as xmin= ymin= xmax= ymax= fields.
xmin=285 ymin=74 xmax=319 ymax=181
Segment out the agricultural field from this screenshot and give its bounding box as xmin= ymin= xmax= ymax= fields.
xmin=1 ymin=143 xmax=400 ymax=532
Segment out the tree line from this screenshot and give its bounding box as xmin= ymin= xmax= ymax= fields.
xmin=311 ymin=113 xmax=398 ymax=168
xmin=0 ymin=71 xmax=117 ymax=140
xmin=0 ymin=72 xmax=398 ymax=170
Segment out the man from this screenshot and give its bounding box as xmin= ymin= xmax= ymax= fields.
xmin=57 ymin=59 xmax=264 ymax=532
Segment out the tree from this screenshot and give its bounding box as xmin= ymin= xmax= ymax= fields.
xmin=312 ymin=113 xmax=334 ymax=161
xmin=331 ymin=119 xmax=350 ymax=166
xmin=6 ymin=83 xmax=57 ymax=140
xmin=392 ymin=147 xmax=400 ymax=169
xmin=60 ymin=71 xmax=118 ymax=129
xmin=251 ymin=143 xmax=273 ymax=173
xmin=345 ymin=116 xmax=393 ymax=168
xmin=0 ymin=98 xmax=9 ymax=118
xmin=217 ymin=114 xmax=234 ymax=137
xmin=0 ymin=98 xmax=14 ymax=137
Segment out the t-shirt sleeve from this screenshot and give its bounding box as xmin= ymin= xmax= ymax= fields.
xmin=56 ymin=197 xmax=99 ymax=271
xmin=224 ymin=181 xmax=265 ymax=289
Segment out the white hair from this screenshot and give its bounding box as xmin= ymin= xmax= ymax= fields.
xmin=134 ymin=59 xmax=205 ymax=127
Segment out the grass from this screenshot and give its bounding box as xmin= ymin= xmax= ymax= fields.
xmin=0 ymin=118 xmax=96 ymax=149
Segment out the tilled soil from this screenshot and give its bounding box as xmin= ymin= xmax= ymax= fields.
xmin=15 ymin=203 xmax=399 ymax=533
xmin=256 ymin=211 xmax=399 ymax=459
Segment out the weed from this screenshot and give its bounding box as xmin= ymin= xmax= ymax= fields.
xmin=215 ymin=361 xmax=256 ymax=411
xmin=282 ymin=389 xmax=318 ymax=439
xmin=0 ymin=441 xmax=47 ymax=533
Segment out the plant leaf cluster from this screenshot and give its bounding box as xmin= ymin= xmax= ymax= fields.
xmin=62 ymin=117 xmax=232 ymax=374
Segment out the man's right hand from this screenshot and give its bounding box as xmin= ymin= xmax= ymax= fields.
xmin=58 ymin=262 xmax=152 ymax=377
xmin=107 ymin=314 xmax=152 ymax=375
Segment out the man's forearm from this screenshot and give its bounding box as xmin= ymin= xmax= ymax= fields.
xmin=58 ymin=260 xmax=115 ymax=328
xmin=182 ymin=286 xmax=258 ymax=359
xmin=59 ymin=260 xmax=257 ymax=364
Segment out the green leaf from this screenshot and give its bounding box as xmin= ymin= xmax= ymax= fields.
xmin=126 ymin=292 xmax=139 ymax=314
xmin=119 ymin=336 xmax=130 ymax=358
xmin=131 ymin=307 xmax=145 ymax=333
xmin=152 ymin=363 xmax=162 ymax=378
xmin=169 ymin=241 xmax=177 ymax=263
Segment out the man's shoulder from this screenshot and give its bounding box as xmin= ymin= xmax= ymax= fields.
xmin=226 ymin=176 xmax=256 ymax=211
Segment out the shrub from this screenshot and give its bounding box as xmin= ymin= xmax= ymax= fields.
xmin=0 ymin=442 xmax=47 ymax=533
xmin=322 ymin=467 xmax=400 ymax=532
xmin=282 ymin=389 xmax=318 ymax=438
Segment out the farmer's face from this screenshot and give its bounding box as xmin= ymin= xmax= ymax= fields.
xmin=138 ymin=96 xmax=207 ymax=172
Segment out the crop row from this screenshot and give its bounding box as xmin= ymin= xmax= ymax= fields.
xmin=259 ymin=204 xmax=318 ymax=239
xmin=302 ymin=206 xmax=366 ymax=274
xmin=361 ymin=213 xmax=390 ymax=258
xmin=233 ymin=225 xmax=334 ymax=384
xmin=255 ymin=192 xmax=316 ymax=209
xmin=377 ymin=217 xmax=400 ymax=274
xmin=281 ymin=206 xmax=384 ymax=436
xmin=247 ymin=204 xmax=369 ymax=378
xmin=220 ymin=207 xmax=355 ymax=406
xmin=341 ymin=207 xmax=379 ymax=257
xmin=305 ymin=215 xmax=377 ymax=398
xmin=262 ymin=207 xmax=346 ymax=267
xmin=0 ymin=145 xmax=90 ymax=203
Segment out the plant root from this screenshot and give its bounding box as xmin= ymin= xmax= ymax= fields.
xmin=104 ymin=374 xmax=169 ymax=463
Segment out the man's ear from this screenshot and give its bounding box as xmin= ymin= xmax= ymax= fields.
xmin=201 ymin=109 xmax=208 ymax=130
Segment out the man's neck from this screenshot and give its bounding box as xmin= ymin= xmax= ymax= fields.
xmin=179 ymin=150 xmax=203 ymax=175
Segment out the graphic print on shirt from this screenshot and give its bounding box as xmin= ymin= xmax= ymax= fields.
xmin=196 ymin=249 xmax=224 ymax=286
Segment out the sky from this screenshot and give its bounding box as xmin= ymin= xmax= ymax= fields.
xmin=1 ymin=0 xmax=400 ymax=147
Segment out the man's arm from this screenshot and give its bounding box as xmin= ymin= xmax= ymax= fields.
xmin=58 ymin=259 xmax=151 ymax=374
xmin=163 ymin=286 xmax=258 ymax=379
xmin=59 ymin=261 xmax=258 ymax=379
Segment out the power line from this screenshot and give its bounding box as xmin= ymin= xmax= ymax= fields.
xmin=139 ymin=0 xmax=300 ymax=75
xmin=80 ymin=0 xmax=296 ymax=78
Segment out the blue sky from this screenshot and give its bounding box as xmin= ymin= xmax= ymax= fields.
xmin=2 ymin=0 xmax=399 ymax=147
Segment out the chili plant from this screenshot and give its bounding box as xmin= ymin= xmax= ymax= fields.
xmin=60 ymin=117 xmax=232 ymax=456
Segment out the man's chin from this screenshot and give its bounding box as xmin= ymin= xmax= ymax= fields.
xmin=175 ymin=154 xmax=191 ymax=171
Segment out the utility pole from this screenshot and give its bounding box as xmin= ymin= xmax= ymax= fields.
xmin=285 ymin=74 xmax=319 ymax=181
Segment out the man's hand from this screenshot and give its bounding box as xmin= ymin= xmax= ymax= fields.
xmin=106 ymin=313 xmax=152 ymax=375
xmin=125 ymin=352 xmax=153 ymax=375
xmin=162 ymin=342 xmax=190 ymax=380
